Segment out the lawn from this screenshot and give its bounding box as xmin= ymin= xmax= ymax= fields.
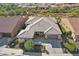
xmin=64 ymin=42 xmax=77 ymax=53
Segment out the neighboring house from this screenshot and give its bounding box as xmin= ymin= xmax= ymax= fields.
xmin=61 ymin=17 xmax=79 ymax=41
xmin=16 ymin=3 xmax=50 ymax=8
xmin=17 ymin=3 xmax=36 ymax=8
xmin=17 ymin=16 xmax=62 ymax=42
xmin=0 ymin=16 xmax=27 ymax=38
xmin=35 ymin=3 xmax=50 ymax=8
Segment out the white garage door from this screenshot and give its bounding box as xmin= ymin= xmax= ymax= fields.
xmin=47 ymin=35 xmax=58 ymax=39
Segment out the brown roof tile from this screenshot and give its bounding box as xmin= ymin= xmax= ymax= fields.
xmin=68 ymin=17 xmax=79 ymax=35
xmin=0 ymin=16 xmax=23 ymax=33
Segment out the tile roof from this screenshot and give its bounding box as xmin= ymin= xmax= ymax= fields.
xmin=25 ymin=16 xmax=41 ymax=25
xmin=17 ymin=16 xmax=62 ymax=38
xmin=68 ymin=17 xmax=79 ymax=35
xmin=0 ymin=16 xmax=23 ymax=33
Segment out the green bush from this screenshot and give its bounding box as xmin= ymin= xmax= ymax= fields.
xmin=64 ymin=42 xmax=77 ymax=52
xmin=66 ymin=31 xmax=72 ymax=38
xmin=59 ymin=24 xmax=72 ymax=37
xmin=24 ymin=39 xmax=35 ymax=50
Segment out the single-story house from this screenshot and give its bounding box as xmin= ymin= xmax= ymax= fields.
xmin=0 ymin=16 xmax=27 ymax=38
xmin=17 ymin=3 xmax=36 ymax=8
xmin=17 ymin=16 xmax=62 ymax=41
xmin=35 ymin=3 xmax=50 ymax=8
xmin=61 ymin=17 xmax=79 ymax=41
xmin=17 ymin=3 xmax=50 ymax=8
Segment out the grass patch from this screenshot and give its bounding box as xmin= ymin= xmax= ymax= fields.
xmin=64 ymin=42 xmax=77 ymax=52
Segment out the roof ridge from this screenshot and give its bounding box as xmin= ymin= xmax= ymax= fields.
xmin=17 ymin=29 xmax=25 ymax=37
xmin=29 ymin=17 xmax=44 ymax=27
xmin=17 ymin=17 xmax=44 ymax=37
xmin=26 ymin=16 xmax=35 ymax=22
xmin=44 ymin=26 xmax=53 ymax=34
xmin=44 ymin=17 xmax=60 ymax=34
xmin=44 ymin=25 xmax=61 ymax=34
xmin=17 ymin=25 xmax=32 ymax=37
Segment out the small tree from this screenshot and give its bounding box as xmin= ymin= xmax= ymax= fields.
xmin=64 ymin=42 xmax=77 ymax=53
xmin=24 ymin=39 xmax=34 ymax=51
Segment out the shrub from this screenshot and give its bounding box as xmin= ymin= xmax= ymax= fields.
xmin=59 ymin=24 xmax=72 ymax=38
xmin=64 ymin=42 xmax=77 ymax=52
xmin=59 ymin=24 xmax=66 ymax=34
xmin=67 ymin=31 xmax=72 ymax=38
xmin=24 ymin=39 xmax=35 ymax=50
